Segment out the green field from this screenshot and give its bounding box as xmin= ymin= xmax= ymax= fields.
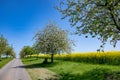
xmin=0 ymin=58 xmax=13 ymax=68
xmin=22 ymin=58 xmax=120 ymax=80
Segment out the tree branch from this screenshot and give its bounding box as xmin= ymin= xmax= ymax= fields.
xmin=96 ymin=0 xmax=108 ymax=7
xmin=108 ymin=8 xmax=120 ymax=31
xmin=114 ymin=0 xmax=120 ymax=6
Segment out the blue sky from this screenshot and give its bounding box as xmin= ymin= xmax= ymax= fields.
xmin=0 ymin=0 xmax=120 ymax=57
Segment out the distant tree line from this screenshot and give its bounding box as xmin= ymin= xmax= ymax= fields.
xmin=0 ymin=35 xmax=16 ymax=61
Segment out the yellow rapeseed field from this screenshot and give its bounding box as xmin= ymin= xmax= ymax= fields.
xmin=32 ymin=51 xmax=120 ymax=65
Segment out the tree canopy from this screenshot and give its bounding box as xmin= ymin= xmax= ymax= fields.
xmin=33 ymin=22 xmax=72 ymax=63
xmin=57 ymin=0 xmax=120 ymax=48
xmin=20 ymin=46 xmax=35 ymax=58
xmin=0 ymin=35 xmax=16 ymax=59
xmin=5 ymin=45 xmax=16 ymax=58
xmin=0 ymin=35 xmax=8 ymax=60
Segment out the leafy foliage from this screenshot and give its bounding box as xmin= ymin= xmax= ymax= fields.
xmin=0 ymin=35 xmax=16 ymax=59
xmin=20 ymin=46 xmax=35 ymax=58
xmin=57 ymin=0 xmax=120 ymax=48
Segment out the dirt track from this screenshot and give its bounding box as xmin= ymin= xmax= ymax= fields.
xmin=0 ymin=59 xmax=31 ymax=80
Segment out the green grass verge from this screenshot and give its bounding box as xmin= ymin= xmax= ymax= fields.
xmin=22 ymin=58 xmax=120 ymax=80
xmin=0 ymin=58 xmax=13 ymax=68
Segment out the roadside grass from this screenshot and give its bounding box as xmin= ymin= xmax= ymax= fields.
xmin=22 ymin=58 xmax=120 ymax=80
xmin=0 ymin=58 xmax=13 ymax=68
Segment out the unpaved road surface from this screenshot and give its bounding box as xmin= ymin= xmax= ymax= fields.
xmin=0 ymin=59 xmax=31 ymax=80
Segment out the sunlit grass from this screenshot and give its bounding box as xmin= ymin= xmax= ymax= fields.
xmin=0 ymin=58 xmax=13 ymax=68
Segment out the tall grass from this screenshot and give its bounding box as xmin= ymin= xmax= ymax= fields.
xmin=36 ymin=51 xmax=120 ymax=65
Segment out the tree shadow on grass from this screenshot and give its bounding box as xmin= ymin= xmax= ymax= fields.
xmin=25 ymin=62 xmax=58 ymax=68
xmin=22 ymin=58 xmax=39 ymax=62
xmin=59 ymin=68 xmax=120 ymax=80
xmin=14 ymin=62 xmax=58 ymax=69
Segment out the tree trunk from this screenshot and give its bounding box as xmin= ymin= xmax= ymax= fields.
xmin=6 ymin=54 xmax=8 ymax=59
xmin=0 ymin=54 xmax=2 ymax=61
xmin=37 ymin=53 xmax=39 ymax=59
xmin=51 ymin=54 xmax=54 ymax=63
xmin=43 ymin=58 xmax=48 ymax=63
xmin=30 ymin=54 xmax=32 ymax=58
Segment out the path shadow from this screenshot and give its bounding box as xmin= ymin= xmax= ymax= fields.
xmin=13 ymin=65 xmax=24 ymax=68
xmin=13 ymin=62 xmax=58 ymax=69
xmin=22 ymin=58 xmax=38 ymax=62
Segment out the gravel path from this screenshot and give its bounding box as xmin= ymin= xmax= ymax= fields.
xmin=0 ymin=59 xmax=31 ymax=80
